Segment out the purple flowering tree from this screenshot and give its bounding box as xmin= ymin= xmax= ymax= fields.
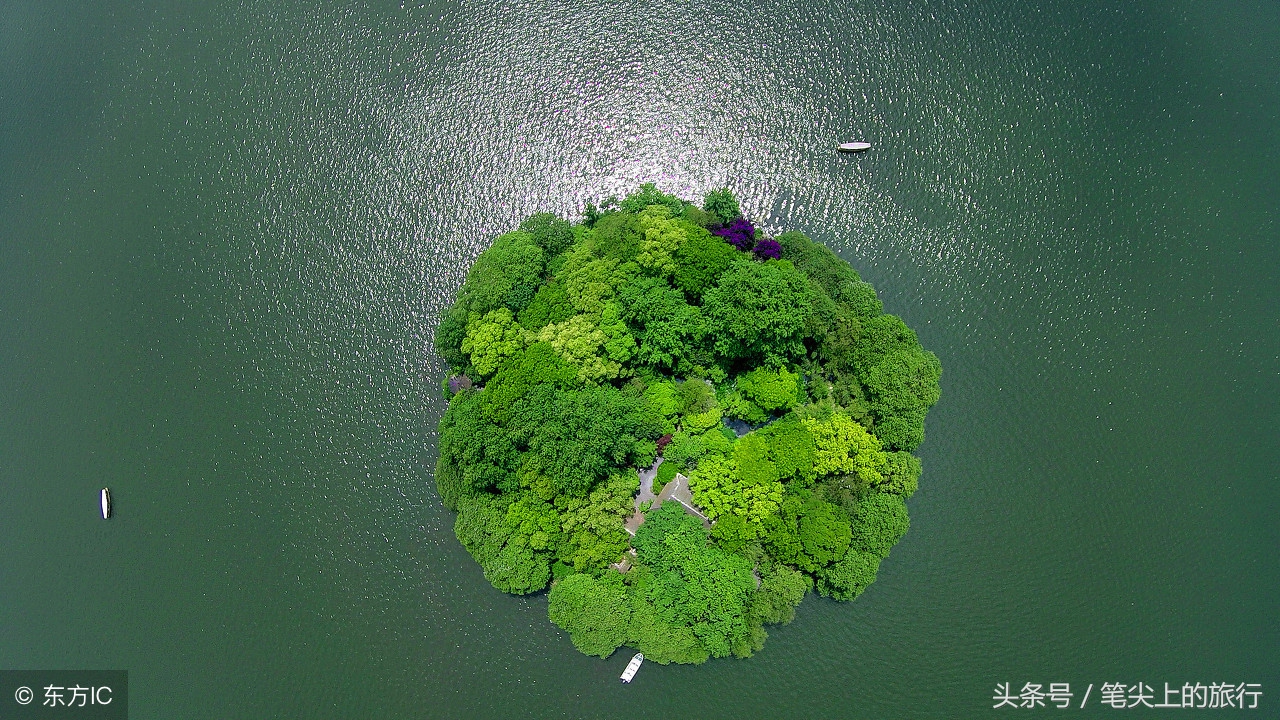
xmin=752 ymin=238 xmax=781 ymax=260
xmin=713 ymin=217 xmax=756 ymax=251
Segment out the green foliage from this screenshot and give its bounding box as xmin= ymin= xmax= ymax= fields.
xmin=436 ymin=191 xmax=941 ymax=664
xmin=672 ymin=227 xmax=738 ymax=302
xmin=504 ymin=493 xmax=562 ymax=552
xmin=737 ymin=366 xmax=802 ymax=413
xmin=709 ymin=513 xmax=752 ymax=553
xmin=848 ymin=491 xmax=909 ymax=558
xmin=642 ymin=379 xmax=681 ymax=430
xmin=798 ymin=499 xmax=852 ymax=568
xmin=687 ymin=454 xmax=737 ymax=518
xmin=517 ymin=280 xmax=575 ymax=331
xmin=701 ymin=258 xmax=814 ymax=364
xmin=750 ymin=563 xmax=811 ymax=625
xmin=559 ymin=242 xmax=636 ymax=317
xmin=663 ymin=427 xmax=734 ymax=469
xmin=556 ymin=471 xmax=638 ymax=572
xmin=634 ymin=205 xmax=687 ymax=277
xmin=535 ymin=314 xmax=625 ymax=382
xmin=851 ymin=314 xmax=942 ymax=451
xmin=733 ymin=434 xmax=779 ymax=487
xmin=454 ymin=494 xmax=553 ymax=594
xmin=816 ymin=548 xmax=881 ymax=601
xmin=815 ymin=306 xmax=862 ymax=372
xmin=434 ymin=230 xmax=550 ymax=370
xmin=761 ymin=493 xmax=850 ymax=573
xmin=548 ymin=572 xmax=631 ymax=658
xmin=481 ymin=342 xmax=578 ymax=423
xmin=459 ymin=231 xmax=546 ymax=315
xmin=760 ymin=415 xmax=816 ymax=484
xmin=617 ymin=277 xmax=708 ymax=372
xmin=619 ymin=182 xmax=688 ymax=216
xmin=552 ymin=560 xmax=576 ymax=580
xmin=878 ymin=451 xmax=922 ymax=497
xmin=625 ymin=578 xmax=710 ymax=665
xmin=632 ymin=502 xmax=756 ymax=659
xmin=802 ymin=412 xmax=887 ymax=485
xmin=681 ymin=205 xmax=722 ymax=228
xmin=462 ymin=308 xmax=528 ymax=378
xmin=509 ymin=384 xmax=660 ymax=497
xmin=702 ymin=187 xmax=742 ymax=224
xmin=682 ymin=406 xmax=723 ymax=433
xmin=689 ymin=445 xmax=783 ymax=531
xmin=721 ymin=388 xmax=770 ymax=424
xmin=774 ymin=230 xmax=882 ymax=319
xmin=588 ymin=212 xmax=644 ymax=265
xmin=677 ymin=379 xmax=716 ymax=416
xmin=654 ymin=461 xmax=679 ymax=496
xmin=436 ymin=390 xmax=519 ymax=508
xmin=598 ymin=302 xmax=637 ymax=366
xmin=434 ymin=304 xmax=471 ymax=370
xmin=519 ymin=212 xmax=575 ymax=257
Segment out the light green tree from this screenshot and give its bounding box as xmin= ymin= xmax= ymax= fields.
xmin=461 ymin=307 xmax=528 ymax=378
xmin=737 ymin=366 xmax=802 ymax=413
xmin=688 ymin=444 xmax=783 ymax=530
xmin=634 ymin=205 xmax=687 ymax=277
xmin=802 ymin=412 xmax=887 ymax=485
xmin=536 ymin=314 xmax=625 ymax=383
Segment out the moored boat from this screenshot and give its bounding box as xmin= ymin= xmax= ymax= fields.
xmin=620 ymin=653 xmax=644 ymax=683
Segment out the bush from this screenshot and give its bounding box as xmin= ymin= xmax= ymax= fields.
xmin=654 ymin=460 xmax=678 ymax=494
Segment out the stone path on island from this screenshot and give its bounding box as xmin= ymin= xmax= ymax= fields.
xmin=624 ymin=458 xmax=661 ymax=537
xmin=611 ymin=460 xmax=717 ymax=573
xmin=624 ymin=458 xmax=711 ymax=538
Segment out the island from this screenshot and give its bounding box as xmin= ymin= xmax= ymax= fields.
xmin=434 ymin=184 xmax=941 ymax=664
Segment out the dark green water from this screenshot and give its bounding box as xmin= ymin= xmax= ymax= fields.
xmin=2 ymin=1 xmax=1276 ymax=717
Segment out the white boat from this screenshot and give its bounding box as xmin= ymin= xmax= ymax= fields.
xmin=101 ymin=488 xmax=112 ymax=519
xmin=838 ymin=142 xmax=871 ymax=153
xmin=620 ymin=653 xmax=644 ymax=683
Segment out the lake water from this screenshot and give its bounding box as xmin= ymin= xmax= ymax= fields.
xmin=2 ymin=1 xmax=1276 ymax=717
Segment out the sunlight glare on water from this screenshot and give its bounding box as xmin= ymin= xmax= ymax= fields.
xmin=0 ymin=0 xmax=1275 ymax=717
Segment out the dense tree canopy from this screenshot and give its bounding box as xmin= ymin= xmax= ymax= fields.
xmin=435 ymin=185 xmax=941 ymax=665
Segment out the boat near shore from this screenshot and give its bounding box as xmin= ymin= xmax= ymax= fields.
xmin=838 ymin=142 xmax=871 ymax=153
xmin=101 ymin=488 xmax=112 ymax=519
xmin=620 ymin=653 xmax=644 ymax=683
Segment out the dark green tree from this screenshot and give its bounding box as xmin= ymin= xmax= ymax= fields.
xmin=619 ymin=182 xmax=688 ymax=216
xmin=517 ymin=280 xmax=575 ymax=330
xmin=701 ymin=258 xmax=814 ymax=363
xmin=878 ymin=451 xmax=922 ymax=497
xmin=632 ymin=502 xmax=755 ymax=659
xmin=816 ymin=548 xmax=881 ymax=601
xmin=672 ymin=228 xmax=738 ymax=302
xmin=702 ymin=187 xmax=742 ymax=224
xmin=774 ymin=230 xmax=882 ymax=319
xmin=520 ymin=212 xmax=575 ymax=257
xmin=617 ymin=276 xmax=709 ymax=372
xmin=848 ymin=490 xmax=910 ymax=558
xmin=852 ymin=314 xmax=942 ymax=451
xmin=510 ymin=384 xmax=660 ymax=497
xmin=548 ymin=572 xmax=632 ymax=657
xmin=749 ymin=563 xmax=811 ymax=625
